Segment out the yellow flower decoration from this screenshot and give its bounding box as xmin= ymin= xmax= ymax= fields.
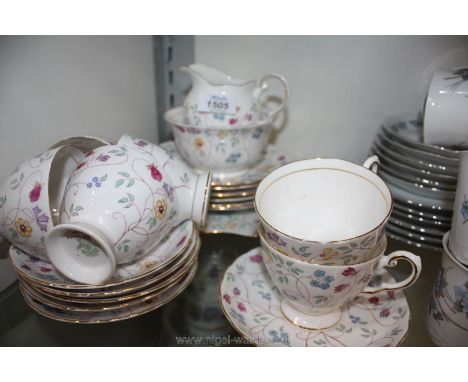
xmin=193 ymin=137 xmax=205 ymax=150
xmin=321 ymin=247 xmax=340 ymax=261
xmin=154 ymin=199 xmax=167 ymax=220
xmin=15 ymin=218 xmax=32 ymax=238
xmin=217 ymin=130 xmax=227 ymax=140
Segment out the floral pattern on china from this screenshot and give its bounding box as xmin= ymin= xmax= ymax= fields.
xmin=9 ymin=220 xmax=195 ymax=290
xmin=160 ymin=140 xmax=289 ymax=186
xmin=181 ymin=64 xmax=289 ymax=128
xmin=220 ymin=248 xmax=410 ymax=346
xmin=45 ymin=139 xmax=211 ymax=285
xmin=0 ymin=146 xmax=84 ymax=259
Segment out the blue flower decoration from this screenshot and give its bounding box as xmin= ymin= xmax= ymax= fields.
xmin=314 ymin=270 xmax=325 ymax=277
xmin=349 ymin=314 xmax=360 ymax=324
xmin=319 ymin=283 xmax=330 ymax=290
xmin=311 ymin=280 xmax=320 ymax=287
xmin=92 ymin=177 xmax=99 ymax=183
xmin=324 ymin=275 xmax=335 ymax=283
xmin=461 ymin=199 xmax=468 ymax=220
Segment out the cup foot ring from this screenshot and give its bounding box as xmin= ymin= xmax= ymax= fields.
xmin=280 ymin=299 xmax=342 ymax=330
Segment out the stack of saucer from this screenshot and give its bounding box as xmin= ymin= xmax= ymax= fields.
xmin=370 ymin=115 xmax=459 ymax=250
xmin=8 ymin=221 xmax=200 ymax=323
xmin=160 ymin=140 xmax=289 ymax=213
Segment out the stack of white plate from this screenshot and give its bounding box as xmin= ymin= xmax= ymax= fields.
xmin=161 ymin=141 xmax=289 ymax=213
xmin=9 ymin=221 xmax=199 ymax=324
xmin=370 ymin=115 xmax=459 ymax=250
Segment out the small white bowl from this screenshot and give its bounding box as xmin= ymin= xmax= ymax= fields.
xmin=164 ymin=107 xmax=274 ymax=173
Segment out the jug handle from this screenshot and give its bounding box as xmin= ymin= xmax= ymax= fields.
xmin=362 ymin=155 xmax=380 ymax=173
xmin=253 ymin=73 xmax=290 ymax=120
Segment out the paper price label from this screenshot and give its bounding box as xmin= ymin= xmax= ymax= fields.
xmin=198 ymin=95 xmax=236 ymax=115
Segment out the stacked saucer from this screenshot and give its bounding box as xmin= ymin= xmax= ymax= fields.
xmin=8 ymin=220 xmax=199 ymax=324
xmin=370 ymin=115 xmax=459 ymax=250
xmin=160 ymin=141 xmax=289 ymax=214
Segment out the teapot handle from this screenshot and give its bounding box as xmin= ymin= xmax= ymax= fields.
xmin=254 ymin=73 xmax=289 ymax=120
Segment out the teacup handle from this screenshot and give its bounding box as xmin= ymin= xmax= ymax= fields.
xmin=362 ymin=250 xmax=422 ymax=294
xmin=254 ymin=73 xmax=290 ymax=122
xmin=362 ymin=155 xmax=380 ymax=174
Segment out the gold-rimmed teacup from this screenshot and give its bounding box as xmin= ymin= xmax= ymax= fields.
xmin=259 ymin=232 xmax=421 ymax=330
xmin=255 ymin=156 xmax=393 ymax=265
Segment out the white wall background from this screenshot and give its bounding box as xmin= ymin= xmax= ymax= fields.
xmin=195 ymin=36 xmax=468 ymax=163
xmin=0 ymin=36 xmax=157 ymax=181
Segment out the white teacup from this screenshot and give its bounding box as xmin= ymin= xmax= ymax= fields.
xmin=424 ymin=68 xmax=468 ymax=148
xmin=0 ymin=146 xmax=85 ymax=259
xmin=46 ymin=142 xmax=211 ymax=285
xmin=260 ymin=232 xmax=422 ymax=330
xmin=449 ymin=150 xmax=468 ymax=266
xmin=427 ymin=232 xmax=468 ymax=346
xmin=255 ymin=156 xmax=393 ymax=265
xmin=181 ymin=64 xmax=289 ymax=127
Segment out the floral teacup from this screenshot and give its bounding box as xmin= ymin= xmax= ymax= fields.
xmin=427 ymin=232 xmax=468 ymax=346
xmin=45 ymin=142 xmax=211 ymax=285
xmin=260 ymin=233 xmax=421 ymax=329
xmin=255 ymin=156 xmax=392 ymax=265
xmin=0 ymin=146 xmax=85 ymax=259
xmin=165 ymin=107 xmax=274 ymax=172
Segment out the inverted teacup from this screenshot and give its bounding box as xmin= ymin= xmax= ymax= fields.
xmin=260 ymin=232 xmax=421 ymax=330
xmin=0 ymin=146 xmax=85 ymax=259
xmin=45 ymin=142 xmax=211 ymax=285
xmin=255 ymin=156 xmax=392 ymax=264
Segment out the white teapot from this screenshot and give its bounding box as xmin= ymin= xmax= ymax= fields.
xmin=181 ymin=64 xmax=289 ymax=127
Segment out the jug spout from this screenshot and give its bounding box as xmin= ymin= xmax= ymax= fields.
xmin=180 ymin=63 xmax=252 ymax=87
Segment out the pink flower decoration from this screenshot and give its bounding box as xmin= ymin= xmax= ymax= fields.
xmin=21 ymin=264 xmax=31 ymax=271
xmin=237 ymin=302 xmax=246 ymax=312
xmin=342 ymin=267 xmax=357 ymax=277
xmin=334 ymin=283 xmax=349 ymax=293
xmin=223 ymin=294 xmax=231 ymax=304
xmin=147 ymin=164 xmax=162 ymax=181
xmin=85 ymin=150 xmax=95 ymax=157
xmin=229 ymin=118 xmax=239 ymax=125
xmin=233 ymin=287 xmax=240 ymax=295
xmin=76 ymin=162 xmax=87 ymax=170
xmin=368 ymin=296 xmax=380 ymax=305
xmin=40 ymin=266 xmax=52 ymax=273
xmin=387 ymin=291 xmax=395 ymax=300
xmin=135 ymin=140 xmax=148 ymax=147
xmin=249 ymin=254 xmax=262 ymax=263
xmin=380 ymin=308 xmax=390 ymax=318
xmin=29 ymin=182 xmax=42 ymax=202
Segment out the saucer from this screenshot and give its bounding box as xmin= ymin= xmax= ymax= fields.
xmin=20 ymin=262 xmax=198 ymax=324
xmin=9 ymin=220 xmax=195 ymax=290
xmin=27 ymin=235 xmax=200 ymax=300
xmin=160 ymin=141 xmax=289 ymax=187
xmin=220 ymin=248 xmax=410 ymax=347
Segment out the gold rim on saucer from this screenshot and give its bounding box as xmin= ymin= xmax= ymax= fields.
xmin=210 ymin=189 xmax=256 ymax=199
xmin=9 ymin=225 xmax=198 ymax=291
xmin=20 ymin=255 xmax=198 ymax=312
xmin=20 ymin=263 xmax=198 ymax=324
xmin=209 ymin=202 xmax=254 ymax=212
xmin=26 ymin=236 xmax=200 ymax=300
